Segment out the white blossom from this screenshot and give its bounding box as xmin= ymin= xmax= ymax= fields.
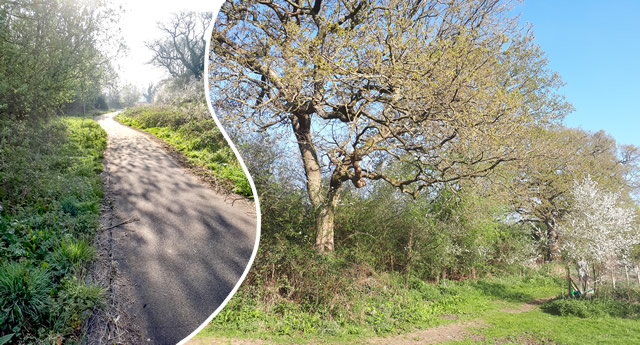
xmin=558 ymin=176 xmax=638 ymax=276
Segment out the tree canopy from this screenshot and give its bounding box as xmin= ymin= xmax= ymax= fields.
xmin=494 ymin=126 xmax=638 ymax=260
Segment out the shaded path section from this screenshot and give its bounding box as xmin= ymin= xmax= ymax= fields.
xmin=95 ymin=112 xmax=257 ymax=344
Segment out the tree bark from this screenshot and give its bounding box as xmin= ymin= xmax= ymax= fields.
xmin=291 ymin=112 xmax=342 ymax=253
xmin=314 ymin=183 xmax=341 ymax=253
xmin=566 ymin=265 xmax=572 ymax=297
xmin=545 ymin=218 xmax=561 ymax=261
xmin=611 ymin=270 xmax=616 ymax=289
xmin=625 ymin=265 xmax=630 ymax=285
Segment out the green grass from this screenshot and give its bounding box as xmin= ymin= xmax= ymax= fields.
xmin=445 ymin=307 xmax=640 ymax=345
xmin=116 ymin=106 xmax=252 ymax=197
xmin=197 ymin=268 xmax=566 ymax=343
xmin=0 ymin=116 xmax=106 ymax=343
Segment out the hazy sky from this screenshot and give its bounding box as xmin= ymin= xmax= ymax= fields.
xmin=114 ymin=0 xmax=223 ymax=87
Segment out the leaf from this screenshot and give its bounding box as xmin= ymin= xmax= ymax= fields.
xmin=0 ymin=334 xmax=15 ymax=345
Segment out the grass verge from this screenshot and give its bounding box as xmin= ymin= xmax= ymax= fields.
xmin=0 ymin=117 xmax=106 ymax=344
xmin=115 ymin=106 xmax=252 ymax=197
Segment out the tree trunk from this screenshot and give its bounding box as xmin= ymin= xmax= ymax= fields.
xmin=566 ymin=265 xmax=572 ymax=297
xmin=314 ymin=189 xmax=340 ymax=253
xmin=390 ymin=255 xmax=394 ymax=273
xmin=625 ymin=265 xmax=630 ymax=285
xmin=592 ymin=265 xmax=597 ymax=294
xmin=291 ymin=112 xmax=340 ymax=254
xmin=636 ymin=264 xmax=640 ymax=285
xmin=545 ymin=218 xmax=560 ymax=261
xmin=611 ymin=270 xmax=616 ymax=289
xmin=404 ymin=228 xmax=414 ymax=289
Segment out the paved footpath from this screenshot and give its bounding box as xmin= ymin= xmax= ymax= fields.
xmin=95 ymin=112 xmax=257 ymax=344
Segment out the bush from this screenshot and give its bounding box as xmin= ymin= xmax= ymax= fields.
xmin=50 ymin=239 xmax=95 ymax=277
xmin=51 ymin=279 xmax=105 ymax=333
xmin=542 ymin=296 xmax=640 ymax=319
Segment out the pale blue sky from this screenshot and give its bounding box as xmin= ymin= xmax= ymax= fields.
xmin=518 ymin=0 xmax=640 ymax=148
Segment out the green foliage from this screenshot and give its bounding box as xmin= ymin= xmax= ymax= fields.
xmin=0 ymin=0 xmax=122 ymax=120
xmin=51 ymin=240 xmax=95 ymax=278
xmin=542 ymin=290 xmax=640 ymax=319
xmin=332 ymin=184 xmax=535 ymax=282
xmin=51 ymin=279 xmax=105 ymax=333
xmin=0 ymin=262 xmax=51 ymax=334
xmin=203 ymin=137 xmax=560 ymax=341
xmin=116 ymin=106 xmax=252 ymax=197
xmin=0 ymin=117 xmax=106 ymax=342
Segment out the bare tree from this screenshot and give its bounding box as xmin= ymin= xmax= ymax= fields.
xmin=147 ymin=11 xmax=212 ymax=80
xmin=209 ymin=0 xmax=570 ymax=253
xmin=142 ymin=83 xmax=156 ymax=103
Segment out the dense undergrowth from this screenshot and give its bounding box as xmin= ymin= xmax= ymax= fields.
xmin=0 ymin=117 xmax=106 ymax=344
xmin=116 ymin=106 xmax=251 ymax=197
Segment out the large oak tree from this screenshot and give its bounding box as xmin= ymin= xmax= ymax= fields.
xmin=209 ymin=0 xmax=570 ymax=253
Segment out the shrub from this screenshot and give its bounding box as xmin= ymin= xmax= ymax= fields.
xmin=542 ymin=296 xmax=640 ymax=319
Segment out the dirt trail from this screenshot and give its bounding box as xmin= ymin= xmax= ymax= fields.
xmin=88 ymin=112 xmax=258 ymax=345
xmin=500 ymin=297 xmax=554 ymax=313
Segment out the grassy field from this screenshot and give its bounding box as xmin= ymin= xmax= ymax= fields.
xmin=450 ymin=308 xmax=640 ymax=345
xmin=0 ymin=116 xmax=107 ymax=344
xmin=116 ymin=106 xmax=252 ymax=197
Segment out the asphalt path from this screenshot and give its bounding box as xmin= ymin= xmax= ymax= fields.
xmin=95 ymin=112 xmax=257 ymax=344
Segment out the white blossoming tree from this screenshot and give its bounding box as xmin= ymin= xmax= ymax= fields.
xmin=558 ymin=176 xmax=638 ymax=294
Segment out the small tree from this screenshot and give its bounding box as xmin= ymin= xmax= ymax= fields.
xmin=558 ymin=176 xmax=638 ymax=294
